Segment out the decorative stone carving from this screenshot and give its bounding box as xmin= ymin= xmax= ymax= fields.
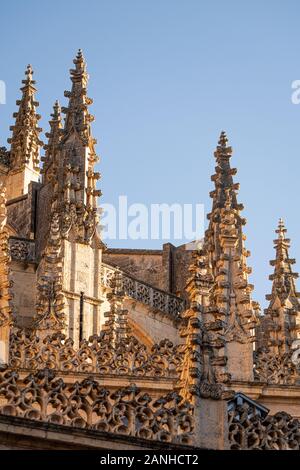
xmin=56 ymin=50 xmax=100 ymax=245
xmin=254 ymin=338 xmax=300 ymax=385
xmin=9 ymin=329 xmax=182 ymax=378
xmin=206 ymin=140 xmax=258 ymax=344
xmin=9 ymin=238 xmax=35 ymax=263
xmin=291 ymin=339 xmax=300 ymax=366
xmin=179 ymin=246 xmax=234 ymax=402
xmin=102 ymin=271 xmax=131 ymax=346
xmin=228 ymin=399 xmax=300 ymax=450
xmin=259 ymin=219 xmax=300 ymax=356
xmin=41 ymin=100 xmax=63 ymax=185
xmin=35 ymin=212 xmax=65 ymax=335
xmin=254 ymin=220 xmax=300 ymax=385
xmin=0 ymin=368 xmax=193 ymax=445
xmin=9 ymin=240 xmax=29 ymax=261
xmin=191 ymin=132 xmax=259 ymax=384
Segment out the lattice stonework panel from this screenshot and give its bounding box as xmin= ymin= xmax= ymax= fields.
xmin=0 ymin=368 xmax=194 ymax=445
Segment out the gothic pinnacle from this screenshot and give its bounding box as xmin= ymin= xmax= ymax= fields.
xmin=56 ymin=51 xmax=101 ymax=244
xmin=200 ymin=133 xmax=258 ymax=382
xmin=61 ymin=50 xmax=96 ymax=145
xmin=267 ymin=219 xmax=299 ymax=303
xmin=42 ymin=100 xmax=63 ymax=183
xmin=276 ymin=217 xmax=287 ymax=240
xmin=8 ymin=64 xmax=43 ymax=172
xmin=264 ymin=219 xmax=300 ymax=354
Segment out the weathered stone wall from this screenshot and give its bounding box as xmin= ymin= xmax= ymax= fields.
xmin=173 ymin=243 xmax=194 ymax=299
xmin=10 ymin=260 xmax=37 ymax=328
xmin=255 ymin=315 xmax=274 ymax=350
xmin=35 ymin=182 xmax=52 ymax=260
xmin=99 ymin=293 xmax=181 ymax=347
xmin=124 ymin=298 xmax=181 ymax=346
xmin=0 ymin=416 xmax=195 ymax=450
xmin=6 ymin=181 xmax=41 ymax=239
xmin=103 ymin=249 xmax=164 ymax=290
xmin=5 ymin=166 xmax=39 ymax=201
xmin=103 ymin=242 xmax=194 ymax=299
xmin=62 ymin=239 xmax=102 ymax=345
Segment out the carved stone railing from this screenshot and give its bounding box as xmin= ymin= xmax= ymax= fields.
xmin=101 ymin=263 xmax=185 ymax=319
xmin=0 ymin=368 xmax=193 ymax=445
xmin=8 ymin=246 xmax=185 ymax=318
xmin=228 ymin=397 xmax=300 ymax=450
xmin=254 ymin=340 xmax=300 ymax=385
xmin=9 ymin=237 xmax=35 ymax=263
xmin=9 ymin=330 xmax=183 ymax=378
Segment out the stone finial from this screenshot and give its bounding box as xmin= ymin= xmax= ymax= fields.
xmin=218 ymin=130 xmax=229 ymax=147
xmin=263 ymin=219 xmax=300 ymax=354
xmin=41 ymin=100 xmax=63 ymax=184
xmin=7 ymin=64 xmax=43 ymax=172
xmin=277 ymin=217 xmax=286 ymax=239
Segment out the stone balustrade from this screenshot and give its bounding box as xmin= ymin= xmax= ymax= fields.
xmin=101 ymin=263 xmax=186 ymax=319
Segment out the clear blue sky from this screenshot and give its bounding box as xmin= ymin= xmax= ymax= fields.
xmin=1 ymin=0 xmax=300 ymax=308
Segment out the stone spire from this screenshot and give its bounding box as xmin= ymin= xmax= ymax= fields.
xmin=200 ymin=132 xmax=259 ymax=382
xmin=58 ymin=50 xmax=101 ymax=244
xmin=35 ymin=52 xmax=103 ymax=346
xmin=62 ymin=49 xmax=95 ymax=145
xmin=8 ymin=65 xmax=43 ymax=173
xmin=264 ymin=219 xmax=300 ymax=354
xmin=41 ymin=100 xmax=63 ymax=185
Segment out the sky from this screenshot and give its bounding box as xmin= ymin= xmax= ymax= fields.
xmin=1 ymin=0 xmax=300 ymax=308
